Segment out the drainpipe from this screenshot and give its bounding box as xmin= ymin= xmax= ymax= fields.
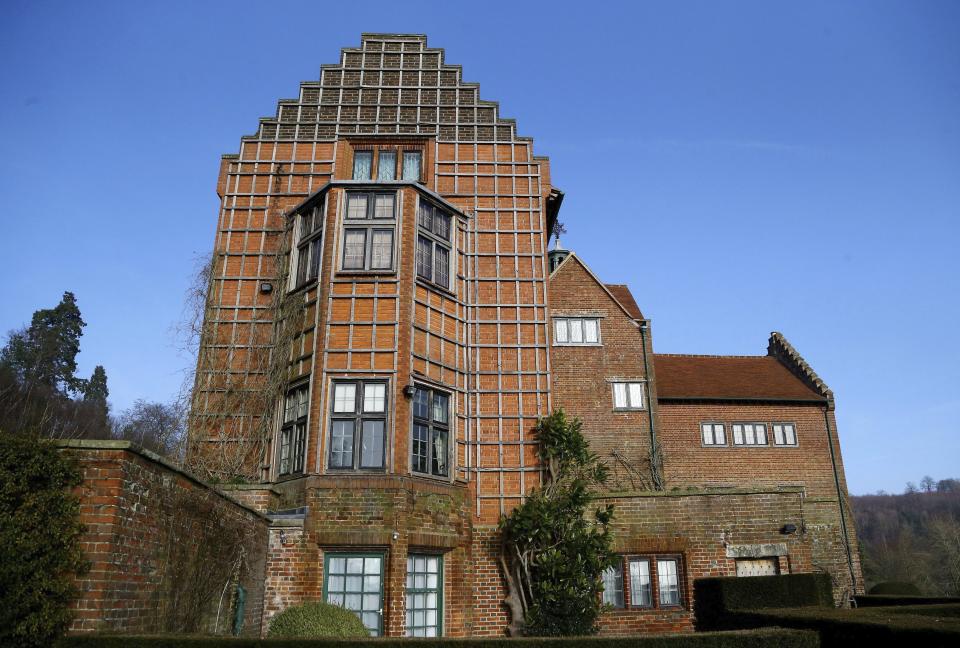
xmin=639 ymin=321 xmax=663 ymax=491
xmin=822 ymin=403 xmax=858 ymax=599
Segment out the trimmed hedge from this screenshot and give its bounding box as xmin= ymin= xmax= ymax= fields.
xmin=867 ymin=581 xmax=921 ymax=595
xmin=59 ymin=628 xmax=818 ymax=648
xmin=267 ymin=603 xmax=368 ymax=638
xmin=855 ymin=594 xmax=960 ymax=608
xmin=724 ymin=604 xmax=960 ymax=648
xmin=694 ymin=574 xmax=833 ymax=631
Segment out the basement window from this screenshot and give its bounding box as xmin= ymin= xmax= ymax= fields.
xmin=701 ymin=422 xmax=727 ymax=446
xmin=278 ymin=383 xmax=308 ymax=476
xmin=411 ymin=385 xmax=450 ymax=477
xmin=772 ymin=423 xmax=798 ymax=446
xmin=416 ymin=200 xmax=453 ymax=290
xmin=612 ymin=381 xmax=644 ymax=410
xmin=732 ymin=423 xmax=768 ymax=446
xmin=553 ymin=317 xmax=601 ymax=345
xmin=328 ymin=380 xmax=387 ymax=470
xmin=341 ymin=192 xmax=396 ymax=272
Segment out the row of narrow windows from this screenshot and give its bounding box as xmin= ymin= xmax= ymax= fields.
xmin=701 ymin=422 xmax=799 ymax=447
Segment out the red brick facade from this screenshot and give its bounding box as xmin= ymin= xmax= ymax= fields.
xmin=59 ymin=441 xmax=268 ymax=635
xmin=173 ymin=32 xmax=862 ymax=638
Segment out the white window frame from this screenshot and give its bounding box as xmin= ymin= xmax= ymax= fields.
xmin=552 ymin=316 xmax=601 ymax=346
xmin=612 ymin=381 xmax=645 ymax=410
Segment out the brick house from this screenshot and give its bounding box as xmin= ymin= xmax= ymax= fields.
xmin=186 ymin=33 xmax=862 ymax=637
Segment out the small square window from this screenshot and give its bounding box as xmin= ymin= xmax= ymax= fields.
xmin=612 ymin=381 xmax=644 ymax=410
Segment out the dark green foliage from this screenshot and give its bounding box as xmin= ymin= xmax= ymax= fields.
xmin=867 ymin=581 xmax=921 ymax=595
xmin=59 ymin=627 xmax=819 ymax=647
xmin=694 ymin=574 xmax=833 ymax=631
xmin=499 ymin=410 xmax=616 ymax=636
xmin=81 ymin=365 xmax=109 ymax=431
xmin=723 ymin=604 xmax=960 ymax=648
xmin=267 ymin=603 xmax=369 ymax=639
xmin=1 ymin=292 xmax=86 ymax=396
xmin=0 ymin=433 xmax=88 ymax=648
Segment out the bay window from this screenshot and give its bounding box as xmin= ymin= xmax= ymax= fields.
xmin=416 ymin=200 xmax=453 ymax=290
xmin=341 ymin=192 xmax=396 ymax=272
xmin=278 ymin=383 xmax=308 ymax=476
xmin=411 ymin=385 xmax=449 ymax=477
xmin=329 ymin=380 xmax=387 ymax=470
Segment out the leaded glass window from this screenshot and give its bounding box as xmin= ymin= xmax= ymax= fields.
xmin=406 ymin=555 xmax=442 ymax=637
xmin=340 ymin=192 xmax=396 ymax=272
xmin=278 ymin=383 xmax=308 ymax=476
xmin=328 ymin=381 xmax=387 ymax=470
xmin=416 ymin=200 xmax=453 ymax=290
xmin=411 ymin=386 xmax=449 ymax=477
xmin=325 ymin=554 xmax=383 ymax=636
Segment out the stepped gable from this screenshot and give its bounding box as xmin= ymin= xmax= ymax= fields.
xmin=231 ymin=33 xmax=528 ymax=152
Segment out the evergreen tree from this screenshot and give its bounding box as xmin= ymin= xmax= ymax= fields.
xmin=81 ymin=365 xmax=110 ymax=433
xmin=0 ymin=292 xmax=86 ymax=396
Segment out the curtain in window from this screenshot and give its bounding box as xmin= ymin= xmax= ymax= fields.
xmin=432 ymin=429 xmax=447 ymax=476
xmin=629 ymin=559 xmax=652 ymax=606
xmin=374 ymin=194 xmax=394 ymax=219
xmin=378 ymin=151 xmax=396 ymax=180
xmin=343 ymin=230 xmax=366 ymax=269
xmin=347 ymin=194 xmax=368 ymax=219
xmin=583 ymin=318 xmax=598 ymax=343
xmin=554 ymin=319 xmax=568 ymax=343
xmin=613 ymin=383 xmax=627 ymax=408
xmin=403 ymin=152 xmax=421 ymax=180
xmin=628 ymin=383 xmax=643 ymax=408
xmin=353 ymin=151 xmax=373 ymax=180
xmin=569 ymin=318 xmax=583 ymax=343
xmin=658 ymin=560 xmax=680 ymax=605
xmin=370 ymin=230 xmax=393 ymax=269
xmin=601 ymin=564 xmax=624 ymax=607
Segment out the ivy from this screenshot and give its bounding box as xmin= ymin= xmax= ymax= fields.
xmin=499 ymin=410 xmax=617 ymax=636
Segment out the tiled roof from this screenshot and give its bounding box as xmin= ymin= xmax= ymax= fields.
xmin=653 ymin=354 xmax=827 ymax=402
xmin=605 ymin=284 xmax=644 ymax=320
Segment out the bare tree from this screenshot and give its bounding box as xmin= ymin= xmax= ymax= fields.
xmin=114 ymin=399 xmax=186 ymax=462
xmin=921 ymin=475 xmax=936 ymax=493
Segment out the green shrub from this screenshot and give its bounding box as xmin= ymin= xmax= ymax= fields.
xmin=60 ymin=627 xmax=819 ymax=647
xmin=694 ymin=573 xmax=833 ymax=630
xmin=267 ymin=602 xmax=369 ymax=638
xmin=867 ymin=581 xmax=921 ymax=595
xmin=0 ymin=434 xmax=88 ymax=648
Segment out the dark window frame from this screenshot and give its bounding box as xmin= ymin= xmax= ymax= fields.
xmin=328 ymin=379 xmax=388 ymax=471
xmin=771 ymin=422 xmax=799 ymax=447
xmin=700 ymin=421 xmax=727 ymax=447
xmin=278 ymin=382 xmax=309 ymax=477
xmin=731 ymin=422 xmax=769 ymax=447
xmin=340 ymin=191 xmax=397 ymax=273
xmin=611 ymin=381 xmax=645 ymax=411
xmin=604 ymin=554 xmax=686 ymax=611
xmin=411 ymin=385 xmax=451 ymax=478
xmin=290 ymin=200 xmax=325 ymax=290
xmin=351 ymin=147 xmax=423 ymax=182
xmin=415 ymin=199 xmax=454 ymax=291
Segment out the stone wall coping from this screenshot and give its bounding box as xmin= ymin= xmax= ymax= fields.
xmin=217 ymin=483 xmax=283 ymax=494
xmin=269 ymin=518 xmax=305 ymax=528
xmin=53 ymin=439 xmax=271 ymax=522
xmin=596 ymin=486 xmax=805 ymax=500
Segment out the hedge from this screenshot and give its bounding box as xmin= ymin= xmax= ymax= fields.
xmin=855 ymin=594 xmax=960 ymax=608
xmin=724 ymin=604 xmax=960 ymax=648
xmin=267 ymin=603 xmax=368 ymax=638
xmin=60 ymin=628 xmax=818 ymax=648
xmin=694 ymin=574 xmax=833 ymax=631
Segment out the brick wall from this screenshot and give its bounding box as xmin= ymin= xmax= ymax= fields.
xmin=59 ymin=441 xmax=268 ymax=636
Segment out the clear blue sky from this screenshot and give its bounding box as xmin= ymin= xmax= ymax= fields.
xmin=2 ymin=1 xmax=957 ymax=494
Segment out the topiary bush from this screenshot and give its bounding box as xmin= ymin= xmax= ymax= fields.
xmin=267 ymin=601 xmax=369 ymax=638
xmin=868 ymin=581 xmax=922 ymax=595
xmin=694 ymin=573 xmax=833 ymax=631
xmin=0 ymin=433 xmax=88 ymax=648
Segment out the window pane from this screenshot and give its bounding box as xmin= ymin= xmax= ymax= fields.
xmin=785 ymin=424 xmax=796 ymax=445
xmin=418 ymin=202 xmax=433 ymax=231
xmin=658 ymin=559 xmax=680 ymax=606
xmin=403 ymin=151 xmax=421 ymax=180
xmin=347 ymin=194 xmax=368 ymax=219
xmin=773 ymin=425 xmax=784 ymax=445
xmin=601 ymin=563 xmax=624 ymax=608
xmin=584 ymin=318 xmax=599 ymax=343
xmin=360 ymin=420 xmax=385 ymax=468
xmin=333 ymin=384 xmax=356 ymax=413
xmin=715 ymin=424 xmax=725 ymax=444
xmin=433 ymin=212 xmax=451 ymax=240
xmin=296 ymin=243 xmax=309 ymax=286
xmin=629 ymin=559 xmax=651 ymax=607
xmin=343 ymin=229 xmax=366 ymax=269
xmin=413 ymin=387 xmax=429 ymax=420
xmin=432 ymin=392 xmax=449 ymax=424
xmin=412 ymin=423 xmax=429 ymax=473
xmin=293 ymin=421 xmax=306 ymax=472
xmin=279 ymin=427 xmax=291 ymax=474
xmin=330 ymin=420 xmax=355 ymax=468
xmin=406 ymin=554 xmax=441 ymax=638
xmin=284 ymin=392 xmax=298 ymax=422
xmin=308 ymin=238 xmax=322 ymax=280
xmin=298 ymin=212 xmax=312 ymax=241
xmin=628 ymin=383 xmax=643 ymax=408
xmin=733 ymin=424 xmax=744 ymax=445
xmin=432 ymin=428 xmax=448 ymax=477
xmin=363 ymin=383 xmax=386 ymax=413
xmin=554 ymin=319 xmax=568 ymax=343
xmin=378 ymin=151 xmax=396 ymax=180
xmin=374 ymin=193 xmax=394 ymax=219
xmin=370 ymin=229 xmax=393 ymax=269
xmin=756 ymin=424 xmax=768 ymax=445
xmin=702 ymin=423 xmax=713 ymax=445
xmin=613 ymin=383 xmax=627 ymax=408
xmin=297 ymin=386 xmax=309 ymax=418
xmin=416 ymin=236 xmax=433 ymax=280
xmin=569 ymin=318 xmax=583 ymax=343
xmin=434 ymin=245 xmax=449 ymax=288
xmin=353 ymin=151 xmax=373 ymax=180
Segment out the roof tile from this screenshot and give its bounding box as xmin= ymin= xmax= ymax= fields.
xmin=653 ymin=354 xmax=826 ymax=402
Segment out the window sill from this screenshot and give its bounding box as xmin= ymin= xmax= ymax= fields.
xmin=288 ymin=279 xmax=318 ymax=295
xmin=415 ymin=277 xmax=456 ymax=299
xmin=411 ymin=470 xmax=452 ymax=483
xmin=337 ymin=269 xmax=397 ymax=277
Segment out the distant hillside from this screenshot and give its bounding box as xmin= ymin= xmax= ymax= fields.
xmin=851 ymin=488 xmax=960 ymax=596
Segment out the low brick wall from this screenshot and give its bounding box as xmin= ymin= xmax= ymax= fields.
xmin=57 ymin=440 xmax=269 ymax=636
